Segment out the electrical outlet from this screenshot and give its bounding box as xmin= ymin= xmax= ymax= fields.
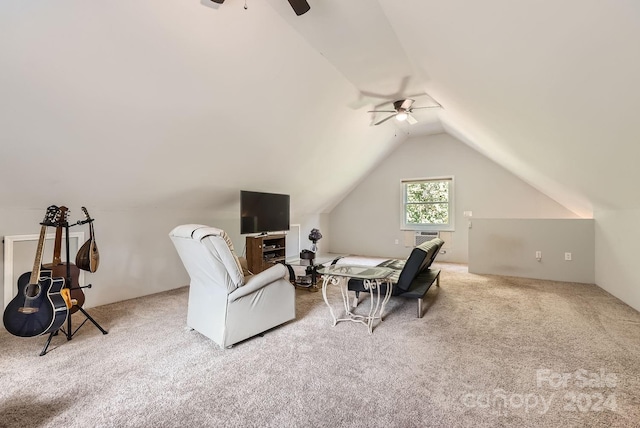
xmin=565 ymin=252 xmax=572 ymax=261
xmin=463 ymin=211 xmax=473 ymax=217
xmin=394 ymin=239 xmax=399 ymax=245
xmin=536 ymin=251 xmax=542 ymax=260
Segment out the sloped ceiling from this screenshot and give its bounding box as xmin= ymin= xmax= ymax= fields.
xmin=381 ymin=0 xmax=640 ymax=217
xmin=2 ymin=1 xmax=639 ymax=218
xmin=271 ymin=0 xmax=640 ymax=217
xmin=0 ymin=0 xmax=402 ymax=215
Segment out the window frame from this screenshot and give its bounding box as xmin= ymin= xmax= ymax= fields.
xmin=400 ymin=176 xmax=455 ymax=231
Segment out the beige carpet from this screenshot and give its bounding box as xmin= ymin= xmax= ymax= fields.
xmin=1 ymin=263 xmax=639 ymax=427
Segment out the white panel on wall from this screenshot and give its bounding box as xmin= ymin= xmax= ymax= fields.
xmin=286 ymin=224 xmax=301 ymax=261
xmin=4 ymin=233 xmax=84 ymax=309
xmin=402 ymin=230 xmax=415 ymax=247
xmin=439 ymin=231 xmax=453 ymax=251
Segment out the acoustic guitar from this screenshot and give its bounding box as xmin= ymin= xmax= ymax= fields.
xmin=76 ymin=207 xmax=99 ymax=273
xmin=43 ymin=206 xmax=85 ymax=314
xmin=3 ymin=206 xmax=69 ymax=337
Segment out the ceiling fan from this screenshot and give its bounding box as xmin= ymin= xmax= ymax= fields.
xmin=368 ymin=98 xmax=441 ymax=126
xmin=210 ymin=0 xmax=310 ymax=16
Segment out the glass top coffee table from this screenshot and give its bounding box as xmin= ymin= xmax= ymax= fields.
xmin=316 ymin=264 xmax=394 ymax=334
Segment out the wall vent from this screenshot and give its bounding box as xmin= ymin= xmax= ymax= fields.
xmin=415 ymin=231 xmax=439 ymax=246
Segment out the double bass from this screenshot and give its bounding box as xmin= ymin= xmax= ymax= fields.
xmin=43 ymin=206 xmax=85 ymax=313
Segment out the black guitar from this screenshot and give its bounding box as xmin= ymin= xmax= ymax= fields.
xmin=3 ymin=206 xmax=69 ymax=337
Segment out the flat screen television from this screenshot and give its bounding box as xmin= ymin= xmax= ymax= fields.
xmin=240 ymin=190 xmax=290 ymax=235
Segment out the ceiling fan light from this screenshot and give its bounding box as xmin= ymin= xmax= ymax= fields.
xmin=396 ymin=112 xmax=408 ymax=122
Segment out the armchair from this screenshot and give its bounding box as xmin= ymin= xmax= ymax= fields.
xmin=169 ymin=224 xmax=295 ymax=348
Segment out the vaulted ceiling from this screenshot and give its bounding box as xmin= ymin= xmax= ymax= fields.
xmin=2 ymin=1 xmax=639 ymax=218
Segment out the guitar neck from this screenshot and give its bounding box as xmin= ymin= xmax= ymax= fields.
xmin=52 ymin=226 xmax=63 ymax=265
xmin=29 ymin=225 xmax=48 ymax=285
xmin=52 ymin=206 xmax=68 ymax=265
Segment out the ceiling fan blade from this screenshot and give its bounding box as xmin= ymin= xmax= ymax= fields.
xmin=374 ymin=114 xmax=397 ymax=126
xmin=287 ymin=0 xmax=310 ymax=16
xmin=406 ymin=114 xmax=418 ymax=125
xmin=367 ymin=110 xmax=396 ymax=113
xmin=410 ymin=106 xmax=442 ymax=110
xmin=400 ymin=99 xmax=415 ymax=110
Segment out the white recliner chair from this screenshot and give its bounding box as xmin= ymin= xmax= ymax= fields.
xmin=169 ymin=224 xmax=295 ymax=348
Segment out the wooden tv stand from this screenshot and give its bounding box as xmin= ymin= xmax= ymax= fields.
xmin=246 ymin=234 xmax=286 ymax=274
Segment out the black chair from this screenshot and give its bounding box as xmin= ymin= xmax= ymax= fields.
xmin=340 ymin=238 xmax=444 ymax=318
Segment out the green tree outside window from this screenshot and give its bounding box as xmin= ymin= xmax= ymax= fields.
xmin=402 ymin=178 xmax=453 ymax=229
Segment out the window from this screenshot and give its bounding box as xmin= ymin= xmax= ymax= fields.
xmin=401 ymin=177 xmax=454 ymax=231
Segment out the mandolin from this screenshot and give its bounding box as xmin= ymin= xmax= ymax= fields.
xmin=43 ymin=206 xmax=85 ymax=314
xmin=75 ymin=207 xmax=99 ymax=273
xmin=3 ymin=206 xmax=69 ymax=337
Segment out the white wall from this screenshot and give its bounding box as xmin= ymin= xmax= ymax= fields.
xmin=595 ymin=209 xmax=640 ymax=312
xmin=328 ymin=133 xmax=579 ymax=262
xmin=0 ymin=207 xmax=205 ymax=310
xmin=468 ymin=219 xmax=594 ymax=283
xmin=292 ymin=213 xmax=331 ymax=257
xmin=1 ymin=205 xmax=325 ymax=311
xmin=1 ymin=208 xmax=200 ymax=309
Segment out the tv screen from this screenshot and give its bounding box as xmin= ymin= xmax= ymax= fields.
xmin=240 ymin=190 xmax=290 ymax=235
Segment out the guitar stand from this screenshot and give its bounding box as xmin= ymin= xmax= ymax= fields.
xmin=40 ymin=303 xmax=109 ymax=356
xmin=39 ymin=214 xmax=108 ymax=356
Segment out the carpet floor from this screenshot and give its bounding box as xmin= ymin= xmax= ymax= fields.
xmin=1 ymin=263 xmax=639 ymax=427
